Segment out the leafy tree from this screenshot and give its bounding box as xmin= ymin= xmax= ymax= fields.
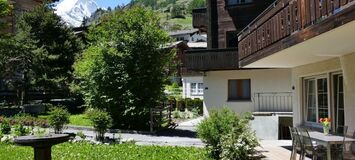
xmin=187 ymin=0 xmax=206 ymax=14
xmin=0 ymin=0 xmax=13 ymax=36
xmin=73 ymin=7 xmax=173 ymax=130
xmin=16 ymin=4 xmax=83 ymax=92
xmin=0 ymin=4 xmax=83 ymax=105
xmin=170 ymin=4 xmax=185 ymax=18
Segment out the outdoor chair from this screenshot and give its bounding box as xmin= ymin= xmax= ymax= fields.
xmin=298 ymin=128 xmax=327 ymax=160
xmin=343 ymin=131 xmax=355 ymax=160
xmin=289 ymin=126 xmax=304 ymax=160
xmin=331 ymin=126 xmax=348 ymax=160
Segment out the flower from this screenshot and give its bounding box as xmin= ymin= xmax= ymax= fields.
xmin=319 ymin=118 xmax=331 ymax=127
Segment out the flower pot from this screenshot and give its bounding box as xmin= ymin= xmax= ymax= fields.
xmin=323 ymin=126 xmax=330 ymax=135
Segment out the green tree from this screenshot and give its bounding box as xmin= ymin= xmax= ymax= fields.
xmin=0 ymin=0 xmax=13 ymax=36
xmin=0 ymin=4 xmax=83 ymax=105
xmin=187 ymin=0 xmax=206 ymax=14
xmin=16 ymin=4 xmax=83 ymax=92
xmin=187 ymin=0 xmax=206 ymax=13
xmin=73 ymin=7 xmax=173 ymax=130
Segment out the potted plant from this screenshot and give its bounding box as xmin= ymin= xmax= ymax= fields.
xmin=319 ymin=118 xmax=331 ymax=135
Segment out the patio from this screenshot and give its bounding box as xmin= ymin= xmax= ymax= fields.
xmin=258 ymin=140 xmax=311 ymax=160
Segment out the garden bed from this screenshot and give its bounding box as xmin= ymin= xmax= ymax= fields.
xmin=0 ymin=142 xmax=210 ymax=160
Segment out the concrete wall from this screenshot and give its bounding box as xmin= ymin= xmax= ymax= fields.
xmin=203 ymin=69 xmax=292 ymax=114
xmin=251 ymin=115 xmax=279 ymax=140
xmin=292 ymin=52 xmax=355 ymax=134
xmin=182 ymin=76 xmax=204 ymax=99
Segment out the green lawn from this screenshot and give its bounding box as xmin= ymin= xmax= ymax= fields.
xmin=167 ymin=16 xmax=193 ymax=29
xmin=69 ymin=114 xmax=92 ymax=126
xmin=0 ymin=143 xmax=210 ymax=160
xmin=39 ymin=114 xmax=92 ymax=127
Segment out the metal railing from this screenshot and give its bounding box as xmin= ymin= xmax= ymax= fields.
xmin=253 ymin=92 xmax=292 ymax=112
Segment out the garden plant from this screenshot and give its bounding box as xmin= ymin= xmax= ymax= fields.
xmin=197 ymin=108 xmax=259 ymax=160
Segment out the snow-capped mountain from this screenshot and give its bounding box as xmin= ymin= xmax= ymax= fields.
xmin=55 ymin=0 xmax=98 ymax=27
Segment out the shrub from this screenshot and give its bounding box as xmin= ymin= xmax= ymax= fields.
xmin=48 ymin=107 xmax=70 ymax=133
xmin=185 ymin=98 xmax=193 ymax=110
xmin=193 ymin=98 xmax=203 ymax=115
xmin=220 ymin=128 xmax=259 ymax=160
xmin=87 ymin=109 xmax=112 ymax=141
xmin=11 ymin=113 xmax=49 ymax=128
xmin=172 ymin=108 xmax=180 ymax=119
xmin=197 ymin=108 xmax=258 ymax=159
xmin=76 ymin=131 xmax=86 ymax=139
xmin=0 ymin=119 xmax=11 ymax=135
xmin=13 ymin=124 xmax=30 ymax=136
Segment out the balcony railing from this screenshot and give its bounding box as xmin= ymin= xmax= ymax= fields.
xmin=238 ymin=0 xmax=355 ymax=66
xmin=192 ymin=8 xmax=207 ymax=30
xmin=253 ymin=92 xmax=293 ymax=112
xmin=183 ymin=48 xmax=238 ymax=71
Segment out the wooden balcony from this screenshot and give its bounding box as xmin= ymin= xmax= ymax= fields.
xmin=183 ymin=48 xmax=238 ymax=71
xmin=238 ymin=0 xmax=355 ymax=67
xmin=192 ymin=8 xmax=207 ymax=31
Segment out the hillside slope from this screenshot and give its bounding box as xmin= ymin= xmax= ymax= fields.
xmin=131 ymin=0 xmax=205 ymax=31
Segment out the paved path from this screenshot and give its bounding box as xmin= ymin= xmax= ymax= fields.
xmin=258 ymin=140 xmax=310 ymax=160
xmin=64 ymin=117 xmax=205 ymax=147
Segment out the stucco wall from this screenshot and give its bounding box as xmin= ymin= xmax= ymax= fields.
xmin=292 ymin=58 xmax=342 ymax=127
xmin=340 ymin=53 xmax=355 ymax=134
xmin=292 ymin=53 xmax=355 ymax=134
xmin=203 ymin=69 xmax=292 ymax=114
xmin=182 ymin=76 xmax=204 ymax=99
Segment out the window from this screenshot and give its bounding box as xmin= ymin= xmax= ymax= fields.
xmin=333 ymin=74 xmax=344 ymax=132
xmin=304 ymin=76 xmax=329 ymax=123
xmin=191 ymin=83 xmax=203 ymax=95
xmin=226 ymin=31 xmax=238 ymax=48
xmin=227 ymin=0 xmax=253 ymax=6
xmin=198 ymin=83 xmax=204 ymax=94
xmin=228 ymin=79 xmax=251 ymax=101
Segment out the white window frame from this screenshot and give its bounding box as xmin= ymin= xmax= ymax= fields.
xmin=191 ymin=83 xmax=203 ymax=95
xmin=303 ymin=74 xmax=330 ymax=125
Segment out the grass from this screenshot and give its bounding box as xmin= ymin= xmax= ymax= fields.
xmin=158 ymin=12 xmax=193 ymax=30
xmin=39 ymin=114 xmax=92 ymax=127
xmin=167 ymin=16 xmax=193 ymax=29
xmin=69 ymin=114 xmax=92 ymax=127
xmin=0 ymin=142 xmax=210 ymax=160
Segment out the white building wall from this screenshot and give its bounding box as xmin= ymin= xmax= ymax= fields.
xmin=292 ymin=52 xmax=355 ymax=134
xmin=203 ymin=69 xmax=292 ymax=115
xmin=182 ymin=76 xmax=204 ymax=100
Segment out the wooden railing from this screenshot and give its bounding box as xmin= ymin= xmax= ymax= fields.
xmin=238 ymin=0 xmax=355 ymax=62
xmin=183 ymin=48 xmax=238 ymax=71
xmin=192 ymin=8 xmax=207 ymax=30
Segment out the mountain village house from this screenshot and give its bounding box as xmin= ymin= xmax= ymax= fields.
xmin=237 ymin=0 xmax=355 ymax=135
xmin=183 ymin=0 xmax=294 ymax=140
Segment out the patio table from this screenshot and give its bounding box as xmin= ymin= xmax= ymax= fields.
xmin=307 ymin=131 xmax=355 ymax=160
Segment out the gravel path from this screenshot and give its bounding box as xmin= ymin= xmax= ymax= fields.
xmin=64 ymin=117 xmax=205 ymax=147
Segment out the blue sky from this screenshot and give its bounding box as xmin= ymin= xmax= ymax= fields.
xmin=56 ymin=0 xmax=131 ymax=9
xmin=96 ymin=0 xmax=131 ymax=9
